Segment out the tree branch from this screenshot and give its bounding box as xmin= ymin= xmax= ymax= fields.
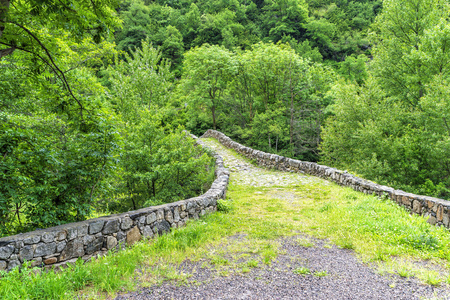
xmin=0 ymin=45 xmax=14 ymax=58
xmin=4 ymin=21 xmax=85 ymax=118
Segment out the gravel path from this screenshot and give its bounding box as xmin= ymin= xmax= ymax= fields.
xmin=115 ymin=138 xmax=450 ymax=300
xmin=198 ymin=138 xmax=326 ymax=188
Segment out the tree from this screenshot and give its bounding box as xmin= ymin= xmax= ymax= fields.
xmin=109 ymin=112 xmax=214 ymax=211
xmin=219 ymin=42 xmax=334 ymax=160
xmin=338 ymin=54 xmax=368 ymax=85
xmin=304 ymin=0 xmax=378 ymax=61
xmin=321 ymin=0 xmax=450 ymax=197
xmin=0 ymin=0 xmax=120 ymax=59
xmin=180 ymin=44 xmax=237 ymax=130
xmin=107 ymin=38 xmax=172 ymax=123
xmin=115 ymin=0 xmax=152 ymax=51
xmin=105 ymin=41 xmax=214 ymax=212
xmin=292 ymin=39 xmax=323 ymax=63
xmin=371 ymin=0 xmax=449 ymax=106
xmin=161 ymin=25 xmax=185 ymax=71
xmin=0 ymin=44 xmax=120 ymax=234
xmin=0 ymin=3 xmax=121 ymax=235
xmin=261 ymin=0 xmax=309 ymax=42
xmin=0 ymin=0 xmax=120 ymax=114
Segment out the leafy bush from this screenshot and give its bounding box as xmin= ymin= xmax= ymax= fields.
xmin=0 ymin=109 xmax=119 ymax=236
xmin=217 ymin=199 xmax=234 ymax=213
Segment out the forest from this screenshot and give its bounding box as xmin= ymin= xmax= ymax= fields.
xmin=1 ymin=0 xmax=449 ymax=236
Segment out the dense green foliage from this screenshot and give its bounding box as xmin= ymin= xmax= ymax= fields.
xmin=320 ymin=0 xmax=450 ymax=198
xmin=104 ymin=40 xmax=215 ymax=211
xmin=179 ymin=42 xmax=335 ymax=160
xmin=0 ymin=9 xmax=213 ymax=235
xmin=0 ymin=0 xmax=120 ymax=59
xmin=112 ymin=0 xmax=379 ymax=161
xmin=0 ymin=31 xmax=121 ymax=234
xmin=115 ymin=0 xmax=380 ymax=68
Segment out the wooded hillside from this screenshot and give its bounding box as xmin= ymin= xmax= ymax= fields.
xmin=1 ymin=0 xmax=449 ymax=236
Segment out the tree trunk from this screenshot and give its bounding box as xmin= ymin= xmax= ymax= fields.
xmin=212 ymin=105 xmax=216 ymax=130
xmin=0 ymin=47 xmax=15 ymax=59
xmin=289 ymin=62 xmax=294 ymax=146
xmin=0 ymin=0 xmax=14 ymax=59
xmin=0 ymin=0 xmax=9 ymax=40
xmin=152 ymin=179 xmax=156 ymax=198
xmin=209 ymin=88 xmax=217 ymax=130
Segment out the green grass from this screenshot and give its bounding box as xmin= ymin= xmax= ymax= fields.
xmin=313 ymin=270 xmax=328 ymax=277
xmin=294 ymin=267 xmax=310 ymax=275
xmin=3 ymin=139 xmax=450 ymax=298
xmin=297 ymin=237 xmax=315 ymax=248
xmin=247 ymin=260 xmax=259 ymax=268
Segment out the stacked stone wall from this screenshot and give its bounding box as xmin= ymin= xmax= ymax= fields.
xmin=0 ymin=136 xmax=229 ymax=272
xmin=202 ymin=129 xmax=450 ymax=229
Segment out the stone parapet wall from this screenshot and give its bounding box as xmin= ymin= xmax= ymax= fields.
xmin=202 ymin=129 xmax=450 ymax=229
xmin=0 ymin=135 xmax=230 ymax=272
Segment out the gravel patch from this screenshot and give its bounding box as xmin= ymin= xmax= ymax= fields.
xmin=116 ymin=236 xmax=449 ymax=300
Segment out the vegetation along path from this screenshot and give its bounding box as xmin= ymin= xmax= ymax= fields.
xmin=114 ymin=137 xmax=450 ymax=300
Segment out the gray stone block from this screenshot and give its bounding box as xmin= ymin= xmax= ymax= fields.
xmin=56 ymin=230 xmax=67 ymax=241
xmin=0 ymin=245 xmax=15 ymax=260
xmin=31 ymin=257 xmax=42 ymax=267
xmin=14 ymin=241 xmax=23 ymax=251
xmin=427 ymin=216 xmax=437 ymax=226
xmin=103 ymin=219 xmax=119 ymax=235
xmin=42 ymin=231 xmax=56 ymax=243
xmin=60 ymin=238 xmax=84 ymax=261
xmin=66 ymin=227 xmax=77 ymax=240
xmin=0 ymin=260 xmax=6 ymax=270
xmin=444 ymin=213 xmax=450 ymax=227
xmin=23 ymin=235 xmax=41 ymax=245
xmin=412 ymin=200 xmax=422 ymax=214
xmin=142 ymin=226 xmax=153 ymax=238
xmin=138 ymin=216 xmax=146 ymax=229
xmin=154 ymin=220 xmax=171 ymax=236
xmin=106 ymin=236 xmax=117 ymax=250
xmin=34 ymin=242 xmax=56 ymax=257
xmin=89 ymin=221 xmax=105 ymax=235
xmin=7 ymin=259 xmax=20 ymax=271
xmin=120 ymin=217 xmax=133 ymax=230
xmin=173 ymin=207 xmax=180 ymax=223
xmin=57 ymin=241 xmax=67 ymax=253
xmin=83 ymin=235 xmax=95 ymax=245
xmin=129 ymin=211 xmax=146 ymax=220
xmin=165 ymin=210 xmax=174 ymax=223
xmin=146 ymin=212 xmax=156 ymax=225
xmin=85 ymin=237 xmax=104 ymax=255
xmin=156 ymin=210 xmax=164 ymax=221
xmin=117 ymin=231 xmax=126 ymax=242
xmin=19 ymin=245 xmax=35 ymax=262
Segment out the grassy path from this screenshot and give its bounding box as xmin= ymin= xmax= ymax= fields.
xmin=2 ymin=137 xmax=450 ymax=299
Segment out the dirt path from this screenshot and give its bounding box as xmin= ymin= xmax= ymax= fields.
xmin=115 ymin=138 xmax=449 ymax=300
